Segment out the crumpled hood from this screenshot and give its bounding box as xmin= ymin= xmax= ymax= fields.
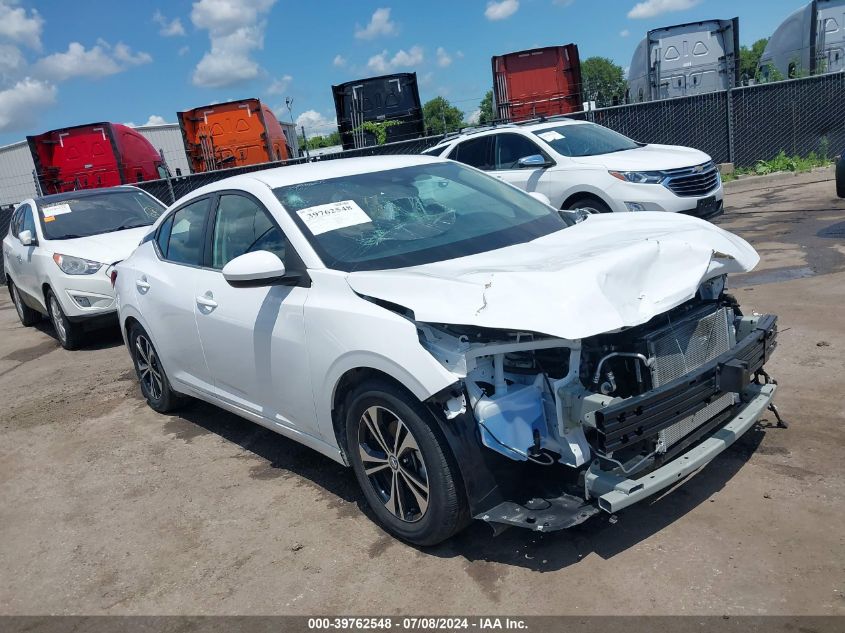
xmin=346 ymin=212 xmax=758 ymax=340
xmin=48 ymin=227 xmax=149 ymax=265
xmin=572 ymin=143 xmax=710 ymax=171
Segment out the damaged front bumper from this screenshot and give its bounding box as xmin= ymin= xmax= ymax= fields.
xmin=462 ymin=313 xmax=779 ymax=533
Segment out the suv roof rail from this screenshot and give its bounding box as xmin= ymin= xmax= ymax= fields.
xmin=441 ymin=119 xmax=519 ymax=141
xmin=513 ymin=113 xmax=582 ymax=126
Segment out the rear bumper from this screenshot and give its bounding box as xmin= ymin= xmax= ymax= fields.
xmin=586 ymin=382 xmax=776 ymax=513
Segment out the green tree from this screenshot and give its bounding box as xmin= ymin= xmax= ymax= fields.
xmin=479 ymin=90 xmax=494 ymax=124
xmin=739 ymin=38 xmax=769 ymax=82
xmin=423 ymin=96 xmax=464 ymax=135
xmin=580 ymin=57 xmax=627 ymax=108
xmin=354 ymin=120 xmax=400 ymax=145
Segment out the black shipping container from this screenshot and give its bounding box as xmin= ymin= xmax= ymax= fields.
xmin=332 ymin=72 xmax=425 ymax=150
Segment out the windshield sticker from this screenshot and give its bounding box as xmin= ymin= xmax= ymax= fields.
xmin=42 ymin=203 xmax=72 ymax=217
xmin=296 ymin=200 xmax=372 ymax=236
xmin=537 ymin=130 xmax=564 ymax=142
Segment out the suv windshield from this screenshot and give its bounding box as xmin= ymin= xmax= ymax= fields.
xmin=534 ymin=123 xmax=639 ymax=157
xmin=275 ymin=161 xmax=574 ymax=272
xmin=37 ymin=190 xmax=166 ymax=240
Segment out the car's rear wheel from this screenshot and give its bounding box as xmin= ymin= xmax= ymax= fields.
xmin=129 ymin=323 xmax=184 ymax=413
xmin=46 ymin=290 xmax=83 ymax=350
xmin=565 ymin=196 xmax=612 ymax=214
xmin=8 ymin=281 xmax=41 ymax=326
xmin=345 ymin=380 xmax=467 ymax=546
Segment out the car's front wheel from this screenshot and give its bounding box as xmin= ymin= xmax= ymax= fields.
xmin=345 ymin=380 xmax=467 ymax=546
xmin=46 ymin=289 xmax=84 ymax=349
xmin=565 ymin=196 xmax=612 ymax=214
xmin=8 ymin=280 xmax=41 ymax=327
xmin=129 ymin=323 xmax=184 ymax=413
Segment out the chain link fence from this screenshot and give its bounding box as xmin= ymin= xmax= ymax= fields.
xmin=588 ymin=72 xmax=844 ymax=167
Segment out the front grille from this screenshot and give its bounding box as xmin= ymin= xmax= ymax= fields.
xmin=645 ymin=306 xmax=736 ymax=452
xmin=663 ymin=162 xmax=720 ymax=197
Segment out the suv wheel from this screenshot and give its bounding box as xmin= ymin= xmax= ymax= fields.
xmin=129 ymin=323 xmax=184 ymax=413
xmin=8 ymin=281 xmax=41 ymax=326
xmin=565 ymin=196 xmax=611 ymax=214
xmin=46 ymin=290 xmax=84 ymax=349
xmin=345 ymin=380 xmax=467 ymax=546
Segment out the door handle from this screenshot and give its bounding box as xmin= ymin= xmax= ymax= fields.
xmin=135 ymin=278 xmax=150 ymax=293
xmin=195 ymin=294 xmax=218 ymax=309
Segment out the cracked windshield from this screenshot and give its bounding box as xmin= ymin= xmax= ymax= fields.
xmin=274 ymin=161 xmax=573 ymax=271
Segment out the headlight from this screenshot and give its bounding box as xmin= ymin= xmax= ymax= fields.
xmin=52 ymin=253 xmax=103 ymax=275
xmin=609 ymin=170 xmax=664 ymax=184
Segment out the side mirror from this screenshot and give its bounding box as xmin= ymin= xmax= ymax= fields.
xmin=19 ymin=230 xmax=35 ymax=246
xmin=528 ymin=192 xmax=552 ymax=206
xmin=222 ymin=251 xmax=286 ymax=288
xmin=517 ymin=154 xmax=550 ymax=169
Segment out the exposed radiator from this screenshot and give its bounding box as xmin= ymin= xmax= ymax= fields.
xmin=645 ymin=306 xmax=737 ymax=453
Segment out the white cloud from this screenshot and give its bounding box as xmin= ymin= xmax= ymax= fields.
xmin=178 ymin=45 xmax=190 ymax=56
xmin=35 ymin=41 xmax=152 ymax=81
xmin=0 ymin=77 xmax=55 ymax=132
xmin=333 ymin=54 xmax=347 ymax=68
xmin=153 ymin=10 xmax=186 ymax=37
xmin=553 ymin=0 xmax=574 ymax=5
xmin=355 ymin=8 xmax=397 ymax=40
xmin=627 ymin=0 xmax=700 ymax=19
xmin=436 ymin=47 xmax=452 ymax=68
xmin=296 ymin=109 xmax=337 ymax=137
xmin=130 ymin=114 xmax=169 ymax=127
xmin=466 ymin=108 xmax=481 ymax=125
xmin=620 ymin=29 xmax=630 ymax=37
xmin=0 ymin=1 xmax=43 ymax=50
xmin=190 ymin=0 xmax=277 ymax=88
xmin=367 ymin=45 xmax=423 ymax=73
xmin=0 ymin=43 xmax=25 ymax=76
xmin=485 ymin=0 xmax=519 ymax=21
xmin=267 ymin=73 xmax=291 ymax=94
xmin=419 ymin=71 xmax=434 ymax=87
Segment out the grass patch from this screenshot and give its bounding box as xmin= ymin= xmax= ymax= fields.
xmin=723 ymin=150 xmax=833 ymax=182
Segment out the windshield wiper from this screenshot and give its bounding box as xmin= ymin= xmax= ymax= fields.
xmin=104 ymin=222 xmax=150 ymax=233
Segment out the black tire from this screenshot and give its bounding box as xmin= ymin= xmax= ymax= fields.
xmin=8 ymin=280 xmax=41 ymax=327
xmin=129 ymin=323 xmax=184 ymax=413
xmin=565 ymin=196 xmax=612 ymax=214
xmin=345 ymin=379 xmax=468 ymax=546
xmin=46 ymin=289 xmax=84 ymax=350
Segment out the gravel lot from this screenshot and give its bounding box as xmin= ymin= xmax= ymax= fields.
xmin=1 ymin=170 xmax=843 ymax=616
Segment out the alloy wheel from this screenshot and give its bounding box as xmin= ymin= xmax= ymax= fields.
xmin=135 ymin=334 xmax=163 ymax=401
xmin=357 ymin=405 xmax=430 ymax=523
xmin=49 ymin=295 xmax=67 ymax=344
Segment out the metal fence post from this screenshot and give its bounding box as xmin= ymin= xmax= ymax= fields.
xmin=725 ymin=86 xmax=735 ymax=164
xmin=31 ymin=169 xmax=43 ymax=198
xmin=160 ymin=149 xmax=175 ymax=205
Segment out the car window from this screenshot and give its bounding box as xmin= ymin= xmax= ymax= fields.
xmin=421 ymin=146 xmax=446 ymax=157
xmin=494 ymin=134 xmax=548 ymax=170
xmin=36 ymin=190 xmax=166 ymax=240
xmin=164 ymin=198 xmax=210 ymax=266
xmin=533 ymin=123 xmax=638 ymax=157
xmin=275 ymin=161 xmax=575 ymax=272
xmin=448 ymin=137 xmax=491 ymax=170
xmin=11 ymin=205 xmax=27 ymax=238
xmin=21 ymin=205 xmax=36 ymax=238
xmin=211 ymin=194 xmax=286 ymax=270
xmin=156 ymin=214 xmax=174 ymax=257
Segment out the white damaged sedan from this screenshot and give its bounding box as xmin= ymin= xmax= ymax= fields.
xmin=114 ymin=155 xmax=780 ymax=545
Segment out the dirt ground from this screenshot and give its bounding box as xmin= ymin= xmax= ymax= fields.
xmin=1 ymin=170 xmax=843 ymax=616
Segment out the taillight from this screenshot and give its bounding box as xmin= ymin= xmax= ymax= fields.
xmin=110 ymin=269 xmax=118 ymax=288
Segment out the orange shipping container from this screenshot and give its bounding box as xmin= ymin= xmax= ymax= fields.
xmin=177 ymin=98 xmax=290 ymax=174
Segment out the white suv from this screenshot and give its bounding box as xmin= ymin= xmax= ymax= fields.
xmin=3 ymin=186 xmax=165 ymax=349
xmin=424 ymin=119 xmax=723 ymax=218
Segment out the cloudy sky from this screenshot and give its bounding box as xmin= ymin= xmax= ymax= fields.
xmin=0 ymin=0 xmax=807 ymax=145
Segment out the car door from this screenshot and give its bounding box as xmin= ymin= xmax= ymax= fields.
xmin=136 ymin=196 xmax=215 ymax=395
xmin=491 ymin=133 xmax=556 ymax=198
xmin=192 ymin=192 xmax=317 ymax=437
xmin=14 ymin=204 xmax=41 ymax=300
xmin=3 ymin=206 xmax=23 ymax=284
